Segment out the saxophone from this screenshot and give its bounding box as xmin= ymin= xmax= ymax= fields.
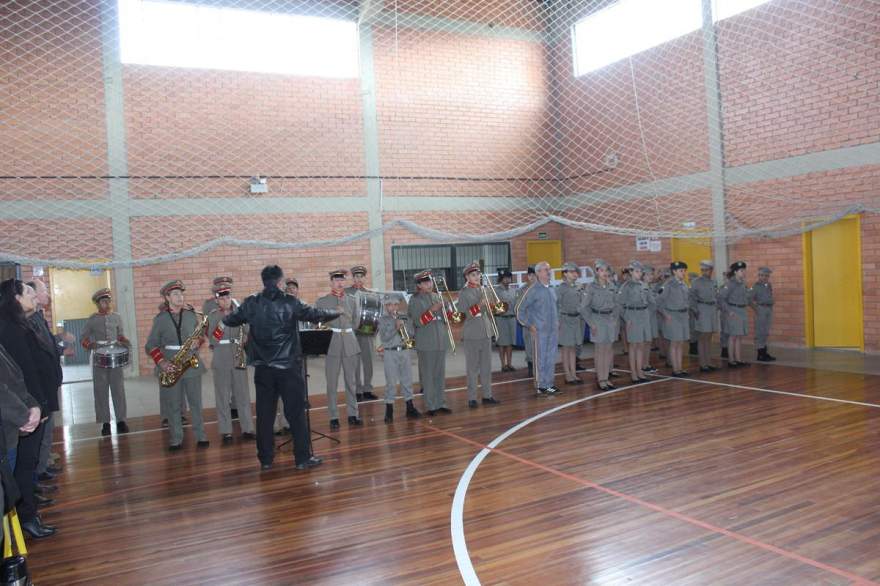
xmin=160 ymin=311 xmax=209 ymax=388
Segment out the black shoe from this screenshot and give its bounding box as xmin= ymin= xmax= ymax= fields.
xmin=427 ymin=410 xmax=437 ymax=416
xmin=116 ymin=421 xmax=129 ymax=433
xmin=34 ymin=493 xmax=54 ymax=507
xmin=356 ymin=393 xmax=365 ymax=402
xmin=329 ymin=419 xmax=340 ymax=431
xmin=567 ymin=378 xmax=583 ymax=385
xmin=46 ymin=464 xmax=62 ymax=475
xmin=37 ymin=471 xmax=55 ymax=482
xmin=168 ymin=444 xmax=182 ymax=452
xmin=609 ymin=371 xmax=620 ymax=378
xmin=576 ymin=362 xmax=587 ymax=371
xmin=764 ymin=349 xmax=777 ymax=361
xmin=260 ymin=462 xmax=273 ymax=470
xmin=739 ymin=361 xmax=750 ymax=367
xmin=222 ymin=434 xmax=234 ymax=445
xmin=672 ymin=371 xmax=688 ymax=378
xmin=295 ymin=456 xmax=323 ymax=470
xmin=197 ymin=440 xmax=210 ymax=448
xmin=241 ymin=432 xmax=256 ymax=440
xmin=438 ymin=407 xmax=453 ymax=414
xmin=700 ymin=366 xmax=711 ymax=372
xmin=535 ymin=388 xmax=546 ymax=396
xmin=469 ymin=400 xmax=478 ymax=409
xmin=706 ymin=365 xmax=717 ymax=371
xmin=101 ymin=423 xmax=111 ymax=436
xmin=728 ymin=361 xmax=740 ymax=368
xmin=482 ymin=397 xmax=500 ymax=405
xmin=384 ymin=404 xmax=393 ymax=423
xmin=605 ymin=381 xmax=617 ymax=390
xmin=35 ymin=483 xmax=58 ymax=495
xmin=545 ymin=386 xmax=561 ymax=395
xmin=405 ymin=400 xmax=421 ymax=419
xmin=363 ymin=391 xmax=378 ymax=400
xmin=21 ymin=518 xmax=55 ymax=539
xmin=637 ymin=377 xmax=649 ymax=383
xmin=231 ymin=409 xmax=239 ymax=419
xmin=348 ymin=416 xmax=363 ymax=426
xmin=721 ymin=348 xmax=729 ymax=359
xmin=643 ymin=365 xmax=657 ymax=373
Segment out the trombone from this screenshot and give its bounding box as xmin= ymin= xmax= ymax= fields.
xmin=478 ymin=273 xmax=504 ymax=339
xmin=429 ymin=274 xmax=464 ymax=353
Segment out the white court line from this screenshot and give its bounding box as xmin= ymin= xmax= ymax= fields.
xmin=451 ymin=379 xmax=667 ymax=586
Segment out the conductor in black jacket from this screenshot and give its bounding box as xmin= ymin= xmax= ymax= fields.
xmin=223 ymin=266 xmax=341 ymax=470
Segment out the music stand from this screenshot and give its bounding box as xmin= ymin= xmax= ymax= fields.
xmin=276 ymin=329 xmax=339 ymax=453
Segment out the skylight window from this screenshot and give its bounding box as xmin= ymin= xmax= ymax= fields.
xmin=117 ymin=0 xmax=360 ymax=78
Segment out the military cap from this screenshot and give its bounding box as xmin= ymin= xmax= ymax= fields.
xmin=285 ymin=277 xmax=299 ymax=288
xmin=414 ymin=270 xmax=433 ymax=283
xmin=350 ymin=265 xmax=368 ymax=277
xmin=497 ymin=268 xmax=513 ymax=280
xmin=643 ymin=264 xmax=655 ymax=273
xmin=595 ymin=259 xmax=609 ymax=269
xmin=758 ymin=266 xmax=773 ymax=275
xmin=160 ymin=280 xmax=185 ymax=297
xmin=562 ymin=261 xmax=579 ymax=273
xmin=629 ymin=260 xmax=644 ymax=271
xmin=730 ymin=261 xmax=747 ymax=271
xmin=91 ymin=288 xmax=112 ymax=304
xmin=213 ymin=276 xmax=233 ymax=286
xmin=699 ymin=260 xmax=714 ymax=269
xmin=526 ymin=266 xmax=536 ymax=275
xmin=670 ymin=261 xmax=688 ymax=271
xmin=329 ymin=268 xmax=349 ymax=279
xmin=213 ymin=282 xmax=232 ymax=297
xmin=463 ymin=261 xmax=481 ymax=277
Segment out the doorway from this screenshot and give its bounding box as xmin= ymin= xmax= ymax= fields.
xmin=526 ymin=240 xmax=563 ymax=270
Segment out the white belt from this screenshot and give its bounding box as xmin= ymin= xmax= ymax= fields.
xmin=218 ymin=340 xmax=232 ymax=345
xmin=96 ymin=340 xmax=110 ymax=344
xmin=330 ymin=328 xmax=353 ymax=333
xmin=165 ymin=345 xmax=181 ymax=350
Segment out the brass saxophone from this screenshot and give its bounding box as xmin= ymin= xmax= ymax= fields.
xmin=160 ymin=311 xmax=209 ymax=388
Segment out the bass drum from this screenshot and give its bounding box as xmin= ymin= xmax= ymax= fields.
xmin=354 ymin=291 xmax=383 ymax=335
xmin=94 ymin=344 xmax=130 ymax=369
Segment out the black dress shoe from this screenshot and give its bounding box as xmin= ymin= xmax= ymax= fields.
xmin=21 ymin=518 xmax=55 ymax=539
xmin=197 ymin=440 xmax=210 ymax=448
xmin=482 ymin=397 xmax=500 ymax=405
xmin=35 ymin=483 xmax=58 ymax=495
xmin=260 ymin=462 xmax=273 ymax=470
xmin=576 ymin=362 xmax=587 ymax=371
xmin=468 ymin=400 xmax=478 ymax=409
xmin=116 ymin=421 xmax=130 ymax=433
xmin=638 ymin=377 xmax=649 ymax=382
xmin=609 ymin=371 xmax=620 ymax=378
xmin=544 ymin=386 xmax=561 ymax=395
xmin=46 ymin=464 xmax=63 ymax=475
xmin=437 ymin=407 xmax=453 ymax=414
xmin=700 ymin=366 xmax=711 ymax=372
xmin=347 ymin=416 xmax=363 ymax=426
xmin=37 ymin=471 xmax=56 ymax=482
xmin=241 ymin=432 xmax=256 ymax=440
xmin=605 ymin=381 xmax=617 ymax=390
xmin=101 ymin=423 xmax=111 ymax=436
xmin=329 ymin=419 xmax=340 ymax=430
xmin=34 ymin=493 xmax=54 ymax=507
xmin=405 ymin=400 xmax=421 ymax=419
xmin=295 ymin=456 xmax=323 ymax=470
xmin=427 ymin=410 xmax=437 ymax=416
xmin=356 ymin=393 xmax=365 ymax=402
xmin=222 ymin=434 xmax=234 ymax=445
xmin=168 ymin=444 xmax=182 ymax=452
xmin=362 ymin=391 xmax=378 ymax=400
xmin=706 ymin=365 xmax=718 ymax=371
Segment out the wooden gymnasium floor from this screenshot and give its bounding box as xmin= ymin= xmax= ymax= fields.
xmin=26 ymin=357 xmax=880 ymax=585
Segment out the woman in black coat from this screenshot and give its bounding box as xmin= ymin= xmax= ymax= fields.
xmin=0 ymin=279 xmax=57 ymax=538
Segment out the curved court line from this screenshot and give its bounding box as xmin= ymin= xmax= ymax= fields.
xmin=450 ymin=384 xmax=649 ymax=585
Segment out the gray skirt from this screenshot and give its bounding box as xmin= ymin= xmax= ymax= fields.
xmin=650 ymin=309 xmax=659 ymax=338
xmin=558 ymin=314 xmax=584 ymax=347
xmin=695 ymin=303 xmax=718 ymax=333
xmin=495 ymin=316 xmax=517 ymax=346
xmin=662 ymin=310 xmax=690 ymax=342
xmin=588 ymin=314 xmax=619 ymax=345
xmin=726 ymin=306 xmax=749 ymax=336
xmin=623 ymin=309 xmax=652 ymax=343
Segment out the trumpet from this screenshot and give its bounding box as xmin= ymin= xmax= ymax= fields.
xmin=429 ymin=274 xmax=463 ymax=353
xmin=399 ymin=317 xmax=416 ymax=349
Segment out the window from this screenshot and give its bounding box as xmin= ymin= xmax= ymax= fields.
xmin=0 ymin=263 xmax=19 ymax=282
xmin=118 ymin=0 xmax=360 ymax=78
xmin=572 ymin=0 xmax=771 ymax=76
xmin=391 ymin=243 xmax=511 ymax=292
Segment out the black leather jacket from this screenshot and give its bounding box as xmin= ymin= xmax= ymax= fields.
xmin=223 ymin=285 xmax=339 ymax=369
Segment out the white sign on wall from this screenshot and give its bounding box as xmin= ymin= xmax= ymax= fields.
xmin=636 ymin=237 xmax=661 ymax=253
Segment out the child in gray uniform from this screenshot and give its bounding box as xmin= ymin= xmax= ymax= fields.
xmin=719 ymin=261 xmax=751 ymax=367
xmin=377 ymin=294 xmax=421 ymax=423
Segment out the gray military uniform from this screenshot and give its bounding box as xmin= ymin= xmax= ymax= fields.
xmin=557 ymin=282 xmax=584 ymax=347
xmin=459 ymin=285 xmax=494 ymax=401
xmin=81 ymin=311 xmax=127 ymax=424
xmin=580 ymin=282 xmax=619 ymax=344
xmin=690 ymin=276 xmax=719 ymax=333
xmin=315 ymin=293 xmax=360 ymax=421
xmin=720 ymin=279 xmax=750 ymax=336
xmin=515 ymin=284 xmax=534 ymax=363
xmin=408 ymin=292 xmax=449 ymax=411
xmin=494 ymin=284 xmax=517 ymax=347
xmin=145 ymin=309 xmax=207 ymax=446
xmin=658 ymin=278 xmax=690 ymax=342
xmin=378 ymin=313 xmax=414 ymax=403
xmin=617 ymin=280 xmax=652 ymax=343
xmin=750 ymin=281 xmax=774 ymax=348
xmin=345 ymin=286 xmax=375 ymax=395
xmin=207 ymin=310 xmax=254 ymax=436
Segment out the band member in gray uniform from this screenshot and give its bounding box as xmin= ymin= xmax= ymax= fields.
xmin=515 ymin=266 xmax=537 ymax=376
xmin=316 ymin=269 xmax=362 ymax=429
xmin=719 ymin=261 xmax=750 ymax=367
xmin=494 ymin=269 xmax=517 ymax=372
xmin=377 ymin=293 xmax=421 ymax=422
xmin=203 ymin=276 xmax=233 ymax=315
xmin=146 ymin=280 xmax=209 ymax=451
xmin=408 ymin=270 xmax=452 ymax=415
xmin=458 ymin=262 xmax=500 ymax=408
xmin=581 ymin=259 xmax=620 ymax=390
xmin=346 ymin=265 xmax=378 ymax=401
xmin=517 ymin=261 xmax=560 ymax=396
xmin=80 ymin=288 xmax=130 ymax=436
xmin=557 ymin=262 xmax=584 ymax=385
xmin=642 ymin=265 xmax=659 ymax=374
xmin=208 ymin=282 xmax=256 ymax=443
xmin=750 ymin=266 xmax=777 ymax=362
xmin=689 ymin=260 xmax=719 ymax=372
xmin=688 ymin=272 xmax=700 ymax=356
xmin=658 ymin=261 xmax=690 ymax=377
xmin=720 ymin=268 xmax=732 ymax=360
xmin=617 ymin=261 xmax=652 ymax=383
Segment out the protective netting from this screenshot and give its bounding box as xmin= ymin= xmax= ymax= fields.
xmin=1 ymin=0 xmax=879 ymax=268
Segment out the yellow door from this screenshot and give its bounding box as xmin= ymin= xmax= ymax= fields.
xmin=526 ymin=240 xmax=563 ymax=269
xmin=809 ymin=216 xmax=863 ymax=348
xmin=49 ymin=268 xmax=113 ymax=330
xmin=671 ymin=236 xmax=712 ymax=284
